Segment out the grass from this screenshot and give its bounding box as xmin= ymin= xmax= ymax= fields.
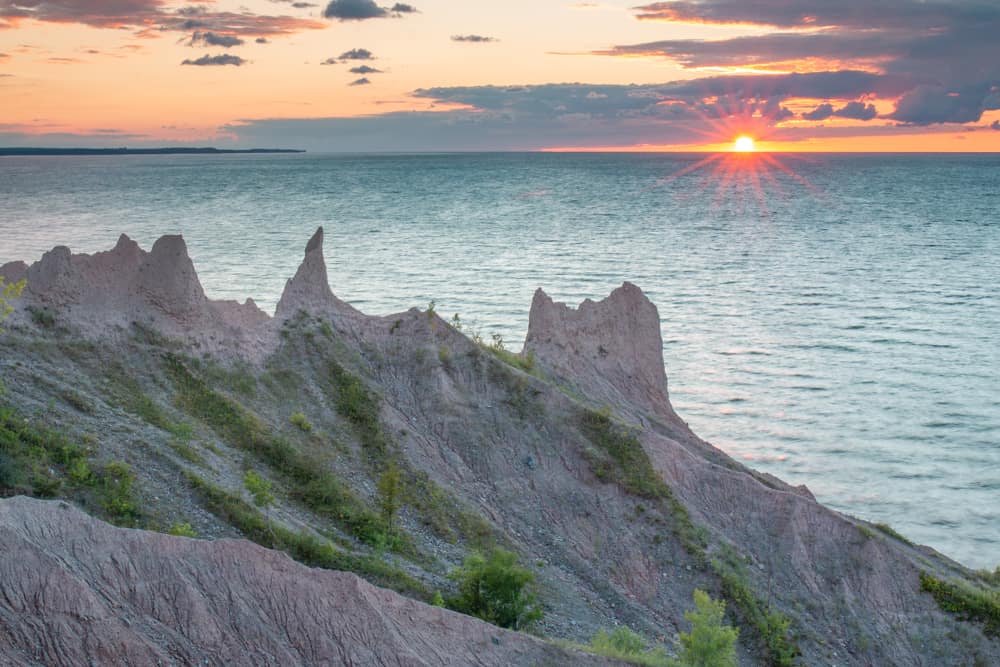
xmin=920 ymin=572 xmax=1000 ymax=637
xmin=0 ymin=405 xmax=142 ymax=526
xmin=186 ymin=473 xmax=430 ymax=600
xmin=485 ymin=345 xmax=538 ymax=375
xmin=326 ymin=358 xmax=499 ymax=549
xmin=244 ymin=469 xmax=275 ymax=508
xmin=711 ymin=546 xmax=800 ymax=667
xmin=328 ymin=360 xmax=389 ymax=462
xmin=165 ymin=354 xmax=408 ymax=552
xmin=167 ymin=522 xmax=198 ymax=538
xmin=579 ymin=407 xmax=706 ymax=560
xmin=873 ymin=522 xmax=914 ymax=546
xmin=290 ymin=411 xmax=313 ymax=432
xmin=167 ymin=438 xmax=209 ymax=467
xmin=26 ymin=306 xmax=56 ymax=329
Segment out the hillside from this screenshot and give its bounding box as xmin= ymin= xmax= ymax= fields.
xmin=0 ymin=229 xmax=997 ymax=666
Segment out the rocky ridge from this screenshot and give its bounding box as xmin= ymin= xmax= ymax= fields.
xmin=0 ymin=229 xmax=997 ymax=666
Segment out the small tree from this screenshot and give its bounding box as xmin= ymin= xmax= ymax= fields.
xmin=677 ymin=589 xmax=739 ymax=667
xmin=0 ymin=277 xmax=26 ymax=323
xmin=448 ymin=548 xmax=543 ymax=630
xmin=377 ymin=462 xmax=402 ymax=531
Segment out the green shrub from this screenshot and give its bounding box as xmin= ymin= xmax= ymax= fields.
xmin=290 ymin=411 xmax=313 ymax=432
xmin=377 ymin=462 xmax=402 ymax=531
xmin=587 ymin=626 xmax=670 ymax=665
xmin=67 ymin=458 xmax=92 ymax=484
xmin=677 ymin=589 xmax=739 ymax=667
xmin=711 ymin=549 xmax=799 ymax=667
xmin=432 ymin=590 xmax=446 ymax=607
xmin=97 ymin=461 xmax=140 ymax=525
xmin=186 ymin=473 xmax=429 ymax=600
xmin=0 ymin=277 xmax=26 ymax=323
xmin=168 ymin=522 xmax=198 ymax=538
xmin=244 ymin=470 xmax=275 ymax=508
xmin=447 ymin=548 xmax=543 ymax=631
xmin=920 ymin=572 xmax=1000 ymax=637
xmin=27 ymin=306 xmax=55 ymax=329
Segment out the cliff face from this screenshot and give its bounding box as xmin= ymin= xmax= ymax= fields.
xmin=0 ymin=497 xmax=613 ymax=667
xmin=0 ymin=231 xmax=996 ymax=667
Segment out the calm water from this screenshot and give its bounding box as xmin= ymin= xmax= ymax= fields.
xmin=1 ymin=153 xmax=998 ymax=568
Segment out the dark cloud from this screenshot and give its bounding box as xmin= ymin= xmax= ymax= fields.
xmin=256 ymin=37 xmax=268 ymax=44
xmin=602 ymin=1 xmax=1000 ymax=126
xmin=0 ymin=0 xmax=324 ymax=37
xmin=349 ymin=77 xmax=371 ymax=86
xmin=834 ymin=101 xmax=877 ymax=121
xmin=888 ymin=85 xmax=993 ymax=124
xmin=187 ymin=31 xmax=244 ymax=48
xmin=630 ymin=0 xmax=999 ymax=31
xmin=414 ymin=72 xmax=915 ymax=118
xmin=320 ymin=57 xmax=339 ymax=65
xmin=452 ymin=35 xmax=497 ymax=43
xmin=160 ymin=10 xmax=325 ymax=37
xmin=803 ymin=103 xmax=834 ymax=121
xmin=991 ymin=120 xmax=1000 ymax=130
xmin=181 ymin=53 xmax=246 ymax=66
xmin=322 ymin=0 xmax=414 ymax=20
xmin=339 ymin=48 xmax=374 ymax=60
xmin=350 ymin=65 xmax=381 ymax=74
xmin=269 ymin=0 xmax=317 ymax=6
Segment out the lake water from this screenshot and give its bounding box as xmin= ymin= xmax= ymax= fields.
xmin=1 ymin=152 xmax=997 ymax=568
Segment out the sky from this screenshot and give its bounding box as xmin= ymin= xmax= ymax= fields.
xmin=2 ymin=0 xmax=1000 ymax=151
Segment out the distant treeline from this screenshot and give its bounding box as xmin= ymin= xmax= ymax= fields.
xmin=0 ymin=148 xmax=305 ymax=156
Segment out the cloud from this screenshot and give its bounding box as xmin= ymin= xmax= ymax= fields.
xmin=349 ymin=77 xmax=371 ymax=86
xmin=256 ymin=37 xmax=268 ymax=44
xmin=187 ymin=32 xmax=244 ymax=48
xmin=992 ymin=120 xmax=1000 ymax=130
xmin=339 ymin=48 xmax=374 ymax=60
xmin=595 ymin=2 xmax=1000 ymax=127
xmin=452 ymin=35 xmax=496 ymax=43
xmin=349 ymin=65 xmax=381 ymax=74
xmin=181 ymin=53 xmax=246 ymax=66
xmin=322 ymin=0 xmax=415 ymax=20
xmin=888 ymin=84 xmax=993 ymax=124
xmin=0 ymin=0 xmax=325 ymax=37
xmin=834 ymin=100 xmax=877 ymax=121
xmin=803 ymin=103 xmax=833 ymax=121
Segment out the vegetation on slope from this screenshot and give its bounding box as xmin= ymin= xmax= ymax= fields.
xmin=920 ymin=572 xmax=1000 ymax=637
xmin=579 ymin=407 xmax=706 ymax=560
xmin=0 ymin=406 xmax=141 ymax=526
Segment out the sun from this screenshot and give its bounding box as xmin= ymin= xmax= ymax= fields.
xmin=733 ymin=136 xmax=756 ymax=152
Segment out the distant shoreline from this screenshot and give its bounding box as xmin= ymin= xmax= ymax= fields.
xmin=0 ymin=148 xmax=305 ymax=157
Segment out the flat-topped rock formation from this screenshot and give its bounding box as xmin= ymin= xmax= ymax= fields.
xmin=526 ymin=283 xmax=680 ymax=425
xmin=0 ymin=497 xmax=612 ymax=667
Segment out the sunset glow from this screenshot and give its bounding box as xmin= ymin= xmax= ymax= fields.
xmin=733 ymin=136 xmax=756 ymax=152
xmin=1 ymin=0 xmax=999 ymax=151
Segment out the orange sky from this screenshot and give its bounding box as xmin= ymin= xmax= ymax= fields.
xmin=2 ymin=0 xmax=999 ymax=151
